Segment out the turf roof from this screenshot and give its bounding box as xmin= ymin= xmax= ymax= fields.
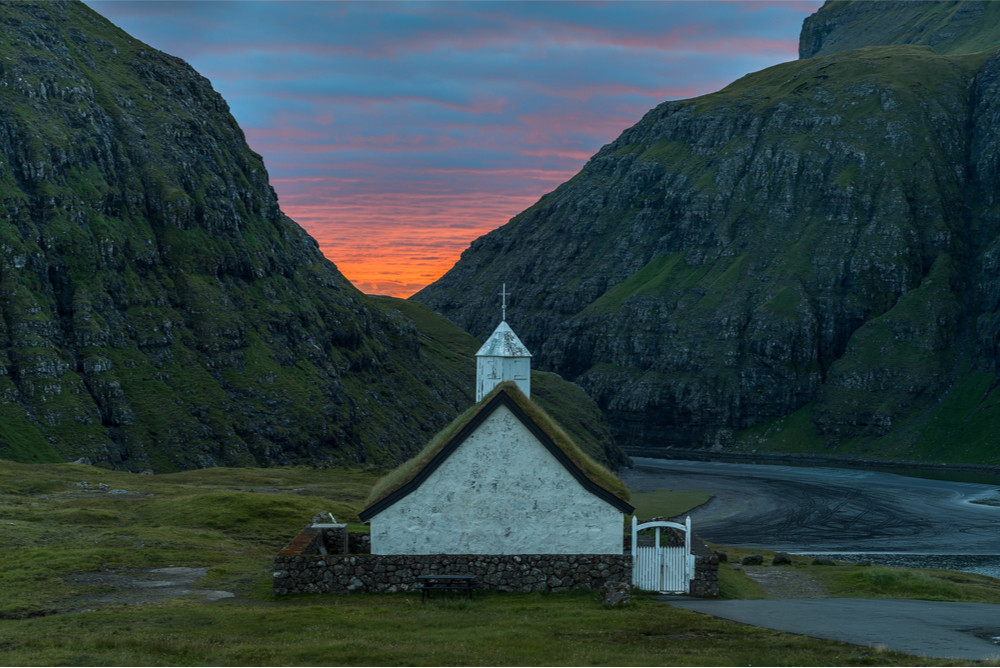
xmin=360 ymin=382 xmax=632 ymax=520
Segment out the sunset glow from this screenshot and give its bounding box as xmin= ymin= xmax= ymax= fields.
xmin=87 ymin=1 xmax=823 ymax=297
xmin=280 ymin=190 xmax=551 ymax=296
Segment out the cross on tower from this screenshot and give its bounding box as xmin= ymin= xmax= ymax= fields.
xmin=499 ymin=283 xmax=508 ymax=321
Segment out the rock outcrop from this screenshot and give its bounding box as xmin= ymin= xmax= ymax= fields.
xmin=415 ymin=1 xmax=1000 ymax=465
xmin=799 ymin=0 xmax=1000 ymax=59
xmin=0 ymin=0 xmax=473 ymax=470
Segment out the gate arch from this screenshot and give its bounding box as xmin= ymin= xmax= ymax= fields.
xmin=631 ymin=516 xmax=695 ymax=593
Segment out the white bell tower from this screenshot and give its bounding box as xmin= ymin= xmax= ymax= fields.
xmin=475 ymin=284 xmax=531 ymax=401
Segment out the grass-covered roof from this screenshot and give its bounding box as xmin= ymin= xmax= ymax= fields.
xmin=360 ymin=382 xmax=632 ymax=519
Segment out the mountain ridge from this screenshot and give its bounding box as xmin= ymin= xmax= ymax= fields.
xmin=0 ymin=0 xmax=453 ymax=471
xmin=800 ymin=0 xmax=1000 ymax=59
xmin=414 ymin=1 xmax=1000 ymax=465
xmin=0 ymin=1 xmax=624 ymax=472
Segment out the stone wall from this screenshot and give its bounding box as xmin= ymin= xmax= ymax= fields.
xmin=690 ymin=538 xmax=720 ymax=598
xmin=273 ymin=524 xmax=717 ymax=597
xmin=274 ymin=552 xmax=631 ymax=595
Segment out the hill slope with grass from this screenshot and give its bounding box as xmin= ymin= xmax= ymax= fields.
xmin=800 ymin=0 xmax=1000 ymax=59
xmin=369 ymin=297 xmax=627 ymax=468
xmin=0 ymin=0 xmax=625 ymax=473
xmin=415 ymin=1 xmax=1000 ymax=465
xmin=0 ymin=1 xmax=480 ymax=471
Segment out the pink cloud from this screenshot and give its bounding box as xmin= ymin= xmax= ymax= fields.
xmin=85 ymin=0 xmax=821 ymax=296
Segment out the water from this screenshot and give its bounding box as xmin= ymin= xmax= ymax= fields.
xmin=626 ymin=457 xmax=1000 ymax=580
xmin=797 ymin=553 xmax=1000 ymax=579
xmin=630 ymin=448 xmax=1000 ymax=486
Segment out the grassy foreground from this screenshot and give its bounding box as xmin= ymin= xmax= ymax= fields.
xmin=1 ymin=590 xmax=946 ymax=667
xmin=0 ymin=461 xmax=993 ymax=666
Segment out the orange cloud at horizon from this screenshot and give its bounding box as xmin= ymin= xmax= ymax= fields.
xmin=87 ymin=0 xmax=823 ymax=303
xmin=280 ymin=188 xmax=558 ymax=298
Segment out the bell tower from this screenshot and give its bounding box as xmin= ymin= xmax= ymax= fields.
xmin=475 ymin=284 xmax=531 ymax=401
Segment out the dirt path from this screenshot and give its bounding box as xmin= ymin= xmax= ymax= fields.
xmin=64 ymin=567 xmax=234 ymax=612
xmin=739 ymin=565 xmax=828 ymax=599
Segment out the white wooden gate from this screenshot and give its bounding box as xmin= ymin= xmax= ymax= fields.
xmin=631 ymin=516 xmax=696 ymax=594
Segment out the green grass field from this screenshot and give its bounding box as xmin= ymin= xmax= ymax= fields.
xmin=0 ymin=461 xmax=992 ymax=666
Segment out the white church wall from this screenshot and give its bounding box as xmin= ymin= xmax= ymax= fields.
xmin=370 ymin=405 xmax=623 ymax=555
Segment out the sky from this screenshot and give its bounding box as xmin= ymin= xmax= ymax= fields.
xmin=85 ymin=0 xmax=823 ymax=297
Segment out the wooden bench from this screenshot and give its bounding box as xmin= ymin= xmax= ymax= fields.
xmin=416 ymin=574 xmax=478 ymax=603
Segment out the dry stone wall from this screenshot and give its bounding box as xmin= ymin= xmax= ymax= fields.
xmin=690 ymin=547 xmax=719 ymax=598
xmin=273 ymin=552 xmax=630 ymax=595
xmin=273 ymin=525 xmax=718 ymax=596
xmin=276 ymin=548 xmax=630 ymax=595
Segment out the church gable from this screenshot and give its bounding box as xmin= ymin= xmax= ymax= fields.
xmin=360 ymin=384 xmax=632 ymax=522
xmin=359 ymin=384 xmax=633 ymax=555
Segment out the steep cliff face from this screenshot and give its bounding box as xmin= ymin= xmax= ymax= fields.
xmin=416 ymin=3 xmax=1000 ymax=464
xmin=0 ymin=1 xmax=625 ymax=473
xmin=800 ymin=0 xmax=1000 ymax=59
xmin=0 ymin=1 xmax=474 ymax=471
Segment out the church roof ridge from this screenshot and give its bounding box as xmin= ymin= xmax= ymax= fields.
xmin=359 ymin=382 xmax=632 ymax=520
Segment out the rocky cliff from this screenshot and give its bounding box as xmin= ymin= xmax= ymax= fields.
xmin=0 ymin=2 xmax=558 ymax=472
xmin=0 ymin=1 xmax=623 ymax=473
xmin=800 ymin=0 xmax=1000 ymax=59
xmin=0 ymin=0 xmax=467 ymax=471
xmin=415 ymin=1 xmax=1000 ymax=465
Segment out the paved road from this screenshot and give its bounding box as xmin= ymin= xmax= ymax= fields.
xmin=622 ymin=458 xmax=1000 ymax=554
xmin=663 ymin=597 xmax=1000 ymax=662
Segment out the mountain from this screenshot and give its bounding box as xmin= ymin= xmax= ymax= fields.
xmin=799 ymin=0 xmax=1000 ymax=59
xmin=414 ymin=1 xmax=1000 ymax=466
xmin=0 ymin=1 xmax=624 ymax=473
xmin=0 ymin=0 xmax=449 ymax=471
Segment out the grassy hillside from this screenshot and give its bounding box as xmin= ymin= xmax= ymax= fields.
xmin=733 ymin=369 xmax=1000 ymax=466
xmin=415 ymin=39 xmax=1000 ymax=466
xmin=650 ymin=48 xmax=1000 ymax=466
xmin=802 ymin=0 xmax=1000 ymax=59
xmin=0 ymin=2 xmax=478 ymax=471
xmin=1 ymin=461 xmax=994 ymax=665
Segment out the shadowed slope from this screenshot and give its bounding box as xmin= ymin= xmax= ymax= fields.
xmin=0 ymin=1 xmax=471 ymax=470
xmin=415 ymin=3 xmax=1000 ymax=464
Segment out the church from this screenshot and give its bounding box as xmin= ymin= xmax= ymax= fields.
xmin=274 ymin=293 xmax=718 ymax=595
xmin=359 ymin=302 xmax=633 ymax=555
